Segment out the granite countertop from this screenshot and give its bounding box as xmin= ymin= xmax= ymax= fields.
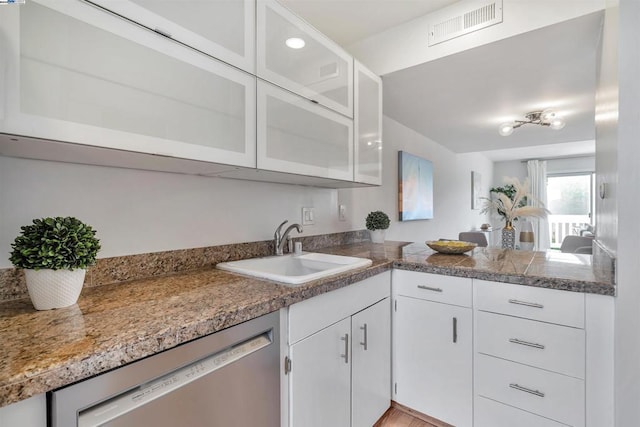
xmin=0 ymin=242 xmax=614 ymax=408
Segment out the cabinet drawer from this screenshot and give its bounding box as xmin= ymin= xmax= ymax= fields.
xmin=474 ymin=280 xmax=585 ymax=328
xmin=476 ymin=311 xmax=585 ymax=379
xmin=393 ymin=270 xmax=472 ymax=307
xmin=476 ymin=354 xmax=584 ymax=427
xmin=288 ymin=271 xmax=390 ymax=344
xmin=475 ymin=396 xmax=570 ymax=427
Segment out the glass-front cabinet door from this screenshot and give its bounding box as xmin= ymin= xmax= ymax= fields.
xmin=354 ymin=61 xmax=383 ymax=185
xmin=0 ymin=0 xmax=256 ymax=168
xmin=257 ymin=80 xmax=353 ymax=181
xmin=89 ymin=0 xmax=256 ymax=73
xmin=256 ymin=0 xmax=353 ymax=118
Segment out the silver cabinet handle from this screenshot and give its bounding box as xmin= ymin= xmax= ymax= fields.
xmin=509 ymin=383 xmax=545 ymax=398
xmin=417 ymin=285 xmax=443 ymax=292
xmin=509 ymin=338 xmax=545 ymax=349
xmin=360 ymin=324 xmax=368 ymax=351
xmin=453 ymin=317 xmax=458 ymax=343
xmin=341 ymin=334 xmax=349 ymax=364
xmin=508 ymin=299 xmax=544 ymax=309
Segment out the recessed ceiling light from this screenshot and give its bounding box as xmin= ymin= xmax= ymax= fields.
xmin=285 ymin=37 xmax=305 ymax=49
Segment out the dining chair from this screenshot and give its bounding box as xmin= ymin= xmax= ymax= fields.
xmin=458 ymin=232 xmax=488 ymax=247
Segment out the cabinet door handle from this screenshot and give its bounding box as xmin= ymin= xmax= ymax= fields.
xmin=452 ymin=317 xmax=458 ymax=343
xmin=509 ymin=338 xmax=545 ymax=349
xmin=417 ymin=285 xmax=443 ymax=292
xmin=508 ymin=299 xmax=544 ymax=309
xmin=153 ymin=28 xmax=173 ymax=38
xmin=360 ymin=324 xmax=368 ymax=351
xmin=509 ymin=383 xmax=545 ymax=398
xmin=341 ymin=333 xmax=349 ymax=364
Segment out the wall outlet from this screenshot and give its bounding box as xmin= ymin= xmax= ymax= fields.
xmin=302 ymin=207 xmax=315 ymax=225
xmin=338 ymin=204 xmax=346 ymax=221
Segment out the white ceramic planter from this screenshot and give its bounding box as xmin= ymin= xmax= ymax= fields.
xmin=369 ymin=229 xmax=386 ymax=244
xmin=24 ymin=269 xmax=86 ymax=310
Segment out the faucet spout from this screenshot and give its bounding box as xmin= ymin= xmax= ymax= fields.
xmin=274 ymin=220 xmax=303 ymax=255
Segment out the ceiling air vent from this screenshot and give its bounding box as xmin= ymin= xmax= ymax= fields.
xmin=428 ymin=0 xmax=503 ymax=47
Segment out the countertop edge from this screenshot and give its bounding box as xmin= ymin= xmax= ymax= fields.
xmin=0 ymin=262 xmax=393 ymax=407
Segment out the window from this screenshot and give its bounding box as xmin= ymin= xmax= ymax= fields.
xmin=547 ymin=173 xmax=594 ymax=248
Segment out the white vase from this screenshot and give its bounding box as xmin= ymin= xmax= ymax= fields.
xmin=24 ymin=269 xmax=86 ymax=310
xmin=370 ymin=229 xmax=386 ymax=244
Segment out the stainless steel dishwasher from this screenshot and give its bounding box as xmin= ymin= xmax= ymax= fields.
xmin=50 ymin=311 xmax=280 ymax=427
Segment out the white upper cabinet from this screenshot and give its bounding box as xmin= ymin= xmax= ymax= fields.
xmin=257 ymin=80 xmax=353 ymax=181
xmin=256 ymin=0 xmax=353 ymax=118
xmin=89 ymin=0 xmax=256 ymax=73
xmin=0 ymin=0 xmax=256 ymax=168
xmin=354 ymin=61 xmax=382 ymax=185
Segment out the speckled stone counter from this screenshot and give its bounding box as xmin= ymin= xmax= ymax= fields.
xmin=388 ymin=243 xmax=615 ymax=295
xmin=0 ymin=241 xmax=614 ymax=408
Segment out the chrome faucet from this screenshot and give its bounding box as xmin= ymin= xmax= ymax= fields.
xmin=274 ymin=220 xmax=303 ymax=256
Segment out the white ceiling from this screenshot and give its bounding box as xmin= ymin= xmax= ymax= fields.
xmin=280 ymin=0 xmax=459 ymax=46
xmin=382 ymin=12 xmax=603 ymax=155
xmin=281 ymin=1 xmax=603 ymax=161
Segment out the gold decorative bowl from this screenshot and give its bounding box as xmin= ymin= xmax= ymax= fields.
xmin=426 ymin=240 xmax=477 ymax=254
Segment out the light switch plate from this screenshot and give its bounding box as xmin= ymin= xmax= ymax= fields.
xmin=302 ymin=207 xmax=315 ymax=225
xmin=338 ymin=205 xmax=346 ymax=221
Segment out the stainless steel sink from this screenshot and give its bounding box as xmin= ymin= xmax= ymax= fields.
xmin=216 ymin=252 xmax=372 ymax=285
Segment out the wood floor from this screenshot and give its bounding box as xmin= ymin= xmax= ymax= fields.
xmin=374 ymin=402 xmax=453 ymax=427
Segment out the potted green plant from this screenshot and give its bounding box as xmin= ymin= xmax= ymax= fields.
xmin=9 ymin=217 xmax=101 ymax=310
xmin=366 ymin=210 xmax=390 ymax=243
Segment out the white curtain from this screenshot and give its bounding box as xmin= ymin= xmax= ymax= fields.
xmin=527 ymin=160 xmax=550 ymax=250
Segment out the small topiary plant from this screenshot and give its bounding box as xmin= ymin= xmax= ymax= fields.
xmin=365 ymin=211 xmax=390 ymax=231
xmin=9 ymin=217 xmax=101 ymax=271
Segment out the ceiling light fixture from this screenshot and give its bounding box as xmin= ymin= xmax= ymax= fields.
xmin=285 ymin=37 xmax=305 ymax=49
xmin=498 ymin=109 xmax=566 ymax=136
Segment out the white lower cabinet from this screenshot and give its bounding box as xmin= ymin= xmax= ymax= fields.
xmin=352 ymin=298 xmax=391 ymax=427
xmin=392 ymin=271 xmax=473 ymax=427
xmin=287 ymin=272 xmax=391 ymax=427
xmin=391 ymin=274 xmax=613 ymax=427
xmin=475 ymin=396 xmax=570 ymax=427
xmin=290 ymin=317 xmax=352 ymax=427
xmin=473 ymin=279 xmax=590 ymax=427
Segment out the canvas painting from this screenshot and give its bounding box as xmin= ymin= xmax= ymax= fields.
xmin=471 ymin=171 xmax=482 ymax=210
xmin=398 ymin=151 xmax=433 ymax=221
